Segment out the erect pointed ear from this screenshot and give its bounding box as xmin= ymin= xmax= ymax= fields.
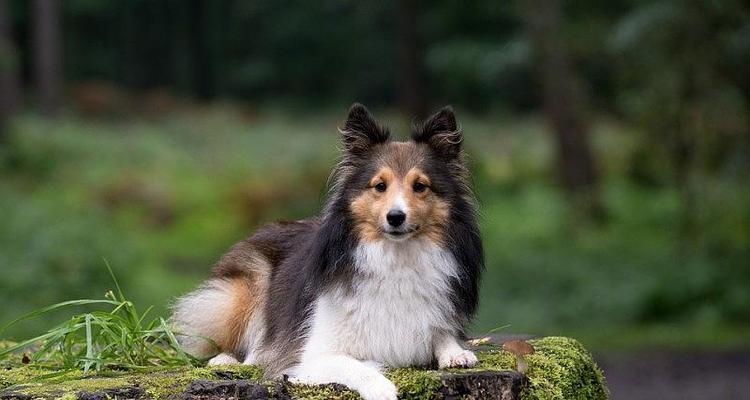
xmin=339 ymin=103 xmax=390 ymax=155
xmin=412 ymin=106 xmax=462 ymax=158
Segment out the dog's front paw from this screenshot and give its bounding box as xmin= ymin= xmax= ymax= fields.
xmin=357 ymin=375 xmax=398 ymax=400
xmin=438 ymin=349 xmax=478 ymax=369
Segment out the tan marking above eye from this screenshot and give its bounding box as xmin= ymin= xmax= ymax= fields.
xmin=405 ymin=168 xmax=431 ymax=194
xmin=369 ymin=168 xmax=396 ymax=192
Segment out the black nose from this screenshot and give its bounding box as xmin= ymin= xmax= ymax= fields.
xmin=386 ymin=210 xmax=406 ymax=227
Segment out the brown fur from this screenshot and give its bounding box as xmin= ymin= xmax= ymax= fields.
xmin=212 ymin=277 xmax=258 ymax=353
xmin=187 ymin=243 xmax=272 ymax=357
xmin=349 ymin=141 xmax=450 ymax=244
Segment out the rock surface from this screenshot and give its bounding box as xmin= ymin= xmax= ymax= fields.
xmin=0 ymin=337 xmax=608 ymax=400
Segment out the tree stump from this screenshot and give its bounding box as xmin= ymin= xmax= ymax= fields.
xmin=0 ymin=337 xmax=608 ymax=399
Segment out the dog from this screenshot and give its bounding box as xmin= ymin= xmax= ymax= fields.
xmin=172 ymin=104 xmax=484 ymax=400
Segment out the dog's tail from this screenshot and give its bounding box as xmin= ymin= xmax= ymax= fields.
xmin=172 ymin=250 xmax=270 ymax=361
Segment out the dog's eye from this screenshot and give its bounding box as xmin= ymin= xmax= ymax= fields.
xmin=374 ymin=182 xmax=387 ymax=192
xmin=413 ymin=182 xmax=427 ymax=193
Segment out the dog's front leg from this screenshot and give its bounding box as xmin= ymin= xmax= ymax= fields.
xmin=434 ymin=332 xmax=478 ymax=369
xmin=288 ymin=353 xmax=397 ymax=400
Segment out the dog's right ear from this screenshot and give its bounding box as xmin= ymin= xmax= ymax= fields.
xmin=339 ymin=103 xmax=390 ymax=155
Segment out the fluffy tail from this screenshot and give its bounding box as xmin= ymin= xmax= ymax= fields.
xmin=172 ymin=276 xmax=264 ymax=359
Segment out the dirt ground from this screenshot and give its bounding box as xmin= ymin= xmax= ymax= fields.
xmin=595 ymin=350 xmax=750 ymax=400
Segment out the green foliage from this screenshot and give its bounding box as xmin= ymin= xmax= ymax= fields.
xmin=0 ymin=264 xmax=201 ymax=373
xmin=0 ymin=111 xmax=332 ymax=338
xmin=474 ymin=177 xmax=750 ymax=335
xmin=0 ymin=109 xmax=748 ymax=349
xmin=426 ymin=38 xmax=534 ymax=109
xmin=611 ymin=0 xmax=750 ymax=184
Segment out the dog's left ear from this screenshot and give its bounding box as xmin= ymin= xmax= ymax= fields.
xmin=412 ymin=106 xmax=462 ymax=158
xmin=339 ymin=103 xmax=390 ymax=156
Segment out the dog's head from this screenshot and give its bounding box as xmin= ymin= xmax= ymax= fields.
xmin=333 ymin=103 xmax=472 ymax=244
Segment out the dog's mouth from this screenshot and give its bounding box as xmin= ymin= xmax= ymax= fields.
xmin=382 ymin=225 xmax=420 ymax=240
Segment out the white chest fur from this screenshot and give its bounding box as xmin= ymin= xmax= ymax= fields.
xmin=300 ymin=239 xmax=459 ymax=367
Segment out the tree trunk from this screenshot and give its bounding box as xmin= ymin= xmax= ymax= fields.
xmin=396 ymin=0 xmax=427 ymax=119
xmin=32 ymin=0 xmax=62 ymax=117
xmin=521 ymin=0 xmax=604 ymax=221
xmin=0 ymin=0 xmax=21 ymax=142
xmin=188 ymin=0 xmax=214 ymax=101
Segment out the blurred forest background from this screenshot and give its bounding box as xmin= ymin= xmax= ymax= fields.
xmin=0 ymin=0 xmax=749 ymax=360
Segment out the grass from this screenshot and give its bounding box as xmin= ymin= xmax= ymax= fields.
xmin=0 ymin=262 xmax=202 ymax=373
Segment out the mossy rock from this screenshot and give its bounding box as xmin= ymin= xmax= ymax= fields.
xmin=0 ymin=337 xmax=608 ymax=400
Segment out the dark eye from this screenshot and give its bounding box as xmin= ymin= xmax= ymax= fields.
xmin=413 ymin=182 xmax=427 ymax=193
xmin=374 ymin=182 xmax=387 ymax=192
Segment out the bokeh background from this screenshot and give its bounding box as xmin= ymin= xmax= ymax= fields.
xmin=1 ymin=1 xmax=749 ymax=398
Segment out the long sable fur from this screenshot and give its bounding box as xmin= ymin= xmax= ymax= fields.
xmin=210 ymin=104 xmax=483 ymax=376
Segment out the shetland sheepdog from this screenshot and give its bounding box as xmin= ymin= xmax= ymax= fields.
xmin=173 ymin=104 xmax=483 ymax=400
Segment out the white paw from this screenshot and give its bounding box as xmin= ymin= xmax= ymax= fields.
xmin=207 ymin=353 xmax=240 ymax=366
xmin=357 ymin=375 xmax=398 ymax=400
xmin=438 ymin=349 xmax=478 ymax=369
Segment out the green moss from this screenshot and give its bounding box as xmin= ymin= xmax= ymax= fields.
xmin=287 ymin=384 xmax=360 ymax=400
xmin=283 ymin=367 xmax=445 ymax=400
xmin=0 ymin=341 xmax=23 ymax=369
xmin=0 ymin=365 xmax=264 ymax=399
xmin=523 ymin=337 xmax=608 ymax=400
xmin=0 ymin=341 xmax=16 ymax=350
xmin=470 ymin=337 xmax=609 ymax=400
xmin=0 ymin=336 xmax=607 ymax=399
xmin=388 ymin=367 xmax=442 ymax=400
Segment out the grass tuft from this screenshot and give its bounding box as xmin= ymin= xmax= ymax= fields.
xmin=0 ymin=262 xmax=203 ymax=373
